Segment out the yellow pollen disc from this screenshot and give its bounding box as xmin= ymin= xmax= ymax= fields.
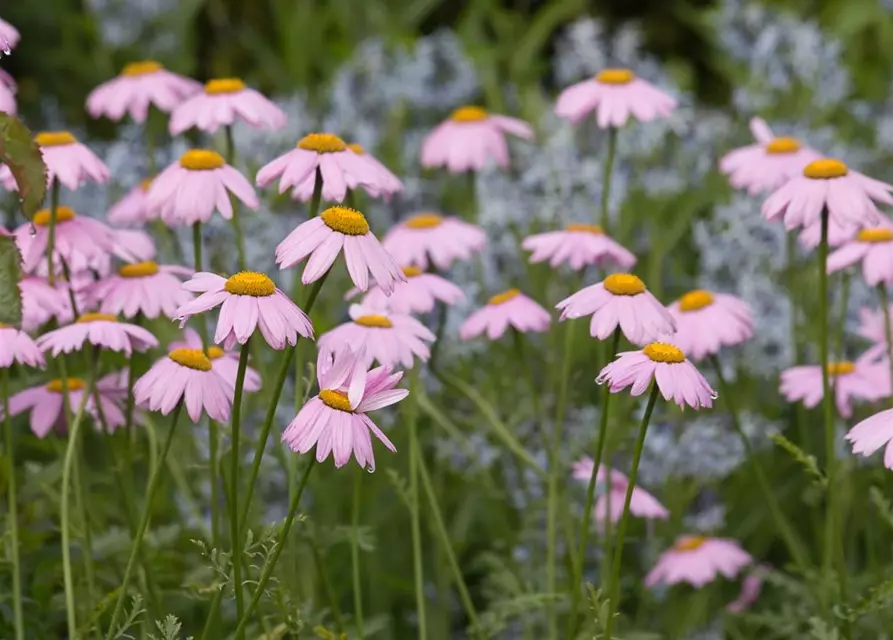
xmin=803 ymin=158 xmax=848 ymax=180
xmin=354 ymin=314 xmax=393 ymax=328
xmin=404 ymin=214 xmax=443 ymax=229
xmin=298 ymin=133 xmax=347 ymax=154
xmin=450 ymin=106 xmax=489 ymax=122
xmin=179 ymin=149 xmax=225 ymax=171
xmin=643 ymin=342 xmax=686 ymax=364
xmin=347 ymin=143 xmax=365 ymax=155
xmin=827 ymin=361 xmax=856 ymax=376
xmin=33 ymin=206 xmax=76 ymax=226
xmin=46 ymin=378 xmax=86 ymax=393
xmin=488 ymin=289 xmax=520 ymax=306
xmin=320 ymin=206 xmax=370 ymax=236
xmin=402 ymin=266 xmax=423 ymax=278
xmin=596 ymin=69 xmax=635 ymax=85
xmin=224 ymin=271 xmax=276 ymax=297
xmin=766 ymin=137 xmax=801 ymax=154
xmin=858 ymin=228 xmax=893 ymax=243
xmin=122 ymin=60 xmax=163 ymax=76
xmin=204 ymin=78 xmax=245 ymax=94
xmin=566 ymin=223 xmax=604 ymax=234
xmin=603 ymin=273 xmax=646 ymax=296
xmin=35 ymin=131 xmax=76 ymax=147
xmin=678 ymin=290 xmax=714 ymax=312
xmin=168 ymin=348 xmax=212 ymax=371
xmin=320 ymin=389 xmax=352 ymax=412
xmin=207 ymin=346 xmax=225 ymax=360
xmin=140 ymin=178 xmax=153 ymax=192
xmin=119 ymin=261 xmax=159 ymax=278
xmin=674 ymin=536 xmax=706 ymax=552
xmin=77 ymin=313 xmax=117 ymax=323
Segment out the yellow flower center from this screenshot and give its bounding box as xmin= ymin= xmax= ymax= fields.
xmin=827 ymin=361 xmax=856 ymax=376
xmin=207 ymin=346 xmax=225 ymax=360
xmin=404 ymin=214 xmax=443 ymax=229
xmin=298 ymin=133 xmax=347 ymax=154
xmin=674 ymin=536 xmax=706 ymax=552
xmin=596 ymin=69 xmax=635 ymax=85
xmin=320 ymin=389 xmax=352 ymax=412
xmin=678 ymin=290 xmax=714 ymax=312
xmin=354 ymin=314 xmax=393 ymax=328
xmin=77 ymin=313 xmax=117 ymax=324
xmin=122 ymin=61 xmax=163 ymax=77
xmin=803 ymin=158 xmax=848 ymax=180
xmin=204 ymin=78 xmax=246 ymax=95
xmin=348 ymin=143 xmax=365 ymax=155
xmin=46 ymin=378 xmax=86 ymax=393
xmin=33 ymin=206 xmax=76 ymax=226
xmin=224 ymin=271 xmax=276 ymax=297
xmin=566 ymin=223 xmax=604 ymax=234
xmin=320 ymin=206 xmax=370 ymax=236
xmin=140 ymin=177 xmax=153 ymax=192
xmin=179 ymin=149 xmax=225 ymax=171
xmin=643 ymin=342 xmax=686 ymax=364
xmin=119 ymin=261 xmax=160 ymax=278
xmin=857 ymin=228 xmax=893 ymax=243
xmin=488 ymin=289 xmax=520 ymax=306
xmin=765 ymin=137 xmax=801 ymax=154
xmin=168 ymin=348 xmax=212 ymax=371
xmin=35 ymin=131 xmax=76 ymax=147
xmin=402 ymin=266 xmax=423 ymax=278
xmin=603 ymin=273 xmax=646 ymax=296
xmin=450 ymin=106 xmax=489 ymax=122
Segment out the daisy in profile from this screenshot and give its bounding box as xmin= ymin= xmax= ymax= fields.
xmin=86 ymin=61 xmax=201 ymax=123
xmin=288 ymin=142 xmax=404 ymax=201
xmin=134 ymin=348 xmax=232 ymax=422
xmin=318 ymin=304 xmax=435 ymax=368
xmin=350 ymin=266 xmax=465 ymax=315
xmin=667 ymin=290 xmax=754 ymax=361
xmin=571 ymin=458 xmax=668 ymax=526
xmin=555 ymin=68 xmax=676 ymax=128
xmin=857 ymin=305 xmax=893 ymax=362
xmin=382 ymin=213 xmax=487 ymax=271
xmin=282 ymin=345 xmax=406 ymax=470
xmin=827 ymin=224 xmax=893 ymax=286
xmin=522 ymin=224 xmax=636 ymax=271
xmin=421 ymin=106 xmax=533 ymax=172
xmin=14 ymin=207 xmax=116 ymax=273
xmin=108 ymin=178 xmax=155 ymax=225
xmin=0 ymin=324 xmax=44 ymax=369
xmin=780 ymin=353 xmax=889 ymax=418
xmin=147 ymin=149 xmax=258 ymax=226
xmin=276 ymin=206 xmax=404 ymax=294
xmin=37 ymin=313 xmax=158 ymax=357
xmin=797 ymin=215 xmax=857 ymax=251
xmin=459 ymin=289 xmax=550 ymax=341
xmin=174 ymin=271 xmax=313 ymax=350
xmin=557 ymin=273 xmax=675 ymax=345
xmin=645 ymin=536 xmax=753 ymax=588
xmin=763 ymin=158 xmax=893 ymax=230
xmin=170 ymin=328 xmax=261 ymax=392
xmin=19 ymin=276 xmax=72 ymax=331
xmin=87 ymin=261 xmax=192 ymax=319
xmin=169 ymin=78 xmax=286 ymax=134
xmin=0 ymin=131 xmax=109 ymax=191
xmin=719 ymin=118 xmax=821 ymax=195
xmin=0 ymin=16 xmax=20 ymax=53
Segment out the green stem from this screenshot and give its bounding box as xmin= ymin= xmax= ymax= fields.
xmin=603 ymin=383 xmax=660 ymax=640
xmin=426 ymin=303 xmax=449 ymax=374
xmin=198 ymin=588 xmax=223 ymax=640
xmin=46 ymin=179 xmax=60 ymax=286
xmin=231 ymin=339 xmax=251 ymax=638
xmin=877 ymin=285 xmax=893 ymax=399
xmin=210 ymin=421 xmax=221 ymax=548
xmin=310 ymin=541 xmax=345 ymax=632
xmin=351 ymin=467 xmax=367 ymax=639
xmin=511 ymin=328 xmax=541 ymax=423
xmin=224 ymin=125 xmax=247 ymax=271
xmin=599 ymin=127 xmax=617 ymax=232
xmin=3 ymin=368 xmax=24 ymax=640
xmin=406 ymin=371 xmax=426 ymax=640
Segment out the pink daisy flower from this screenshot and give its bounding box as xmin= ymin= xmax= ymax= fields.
xmin=348 ymin=266 xmax=465 ymax=315
xmin=762 ymin=158 xmax=893 ymax=231
xmin=86 ymin=61 xmax=201 ymax=123
xmin=0 ymin=131 xmax=109 ymax=191
xmin=288 ymin=142 xmax=404 ymax=202
xmin=459 ymin=289 xmax=551 ymax=341
xmin=0 ymin=325 xmax=45 ymax=369
xmin=667 ymin=290 xmax=754 ymax=361
xmin=110 ymin=228 xmax=156 ymax=264
xmin=169 ymin=77 xmax=286 ymax=135
xmin=857 ymin=305 xmax=893 ymax=362
xmin=554 ymin=68 xmax=676 ymax=128
xmin=276 ymin=206 xmax=404 ymax=294
xmin=86 ymin=261 xmax=193 ymax=319
xmin=37 ymin=313 xmax=158 ymax=357
xmin=797 ymin=215 xmax=857 ymax=251
xmin=597 ymin=339 xmax=716 ymax=409
xmin=108 ymin=178 xmax=155 ymax=225
xmin=134 ymin=348 xmax=232 ymax=422
xmin=282 ymin=345 xmax=405 ymax=470
xmin=420 ymin=106 xmax=533 ymax=172
xmin=780 ymin=354 xmax=889 ymax=418
xmin=726 ymin=566 xmax=768 ymax=614
xmin=381 ymin=213 xmax=487 ymax=271
xmin=846 ymin=407 xmax=893 ymax=468
xmin=318 ymin=304 xmax=435 ymax=368
xmin=147 ymin=149 xmax=259 ymax=227
xmin=522 ymin=223 xmax=636 ymax=271
xmin=14 ymin=206 xmax=116 ymax=273
xmin=20 ymin=276 xmax=72 ymax=331
xmin=571 ymin=458 xmax=668 ymax=526
xmin=0 ymin=16 xmax=20 ymax=53
xmin=170 ymin=328 xmax=261 ymax=393
xmin=557 ymin=273 xmax=676 ymax=345
xmin=645 ymin=536 xmax=753 ymax=588
xmin=719 ymin=118 xmax=821 ymax=195
xmin=0 ymin=77 xmax=15 ymax=114
xmin=827 ymin=225 xmax=893 ymax=286
xmin=174 ymin=271 xmax=313 ymax=350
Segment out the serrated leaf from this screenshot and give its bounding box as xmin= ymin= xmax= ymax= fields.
xmin=0 ymin=235 xmax=22 ymax=327
xmin=0 ymin=112 xmax=47 ymax=221
xmin=770 ymin=433 xmax=827 ymax=487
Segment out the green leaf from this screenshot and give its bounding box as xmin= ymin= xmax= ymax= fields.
xmin=769 ymin=433 xmax=827 ymax=488
xmin=0 ymin=235 xmax=22 ymax=327
xmin=0 ymin=112 xmax=47 ymax=222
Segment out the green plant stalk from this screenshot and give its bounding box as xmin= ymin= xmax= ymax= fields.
xmin=603 ymin=383 xmax=660 ymax=640
xmin=105 ymin=402 xmax=184 ymax=639
xmin=224 ymin=124 xmax=247 ymax=271
xmin=876 ymin=285 xmax=893 ymax=399
xmin=599 ymin=127 xmax=617 ymax=231
xmin=406 ymin=371 xmax=427 ymax=640
xmin=3 ymin=368 xmax=24 ymax=640
xmin=352 ymin=466 xmax=367 ymax=639
xmin=426 ymin=302 xmax=449 ymax=374
xmin=231 ymin=340 xmax=251 ymax=638
xmin=309 ymin=540 xmax=345 ymax=632
xmin=198 ymin=588 xmax=223 ymax=640
xmin=511 ymin=327 xmax=542 ymax=423
xmin=45 ymin=179 xmax=60 ymax=285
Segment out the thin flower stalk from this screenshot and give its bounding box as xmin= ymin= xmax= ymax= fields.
xmin=2 ymin=368 xmax=24 ymax=640
xmin=225 ymin=124 xmax=247 ymax=270
xmin=406 ymin=371 xmax=427 ymax=640
xmin=231 ymin=339 xmax=251 ymax=631
xmin=877 ymin=285 xmax=893 ymax=400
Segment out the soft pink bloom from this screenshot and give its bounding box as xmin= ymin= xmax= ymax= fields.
xmin=134 ymin=349 xmax=232 ymax=422
xmin=571 ymin=458 xmax=668 ymax=526
xmin=87 ymin=61 xmax=201 ymax=123
xmin=847 ymin=407 xmax=893 ymax=468
xmin=420 ymin=106 xmax=533 ymax=172
xmin=289 ymin=142 xmax=403 ymax=201
xmin=14 ymin=206 xmax=116 ymax=273
xmin=645 ymin=536 xmax=753 ymax=588
xmin=780 ymin=353 xmax=889 ymax=418
xmin=556 ymin=273 xmax=675 ymax=345
xmin=276 ymin=206 xmax=404 ymax=294
xmin=170 ymin=328 xmax=261 ymax=393
xmin=348 ymin=266 xmax=465 ymax=314
xmin=256 ymin=133 xmax=377 ymax=203
xmin=174 ymin=271 xmax=313 ymax=350
xmin=726 ymin=566 xmax=768 ymax=613
xmin=110 ymin=228 xmax=156 ymax=264
xmin=827 ymin=225 xmax=893 ymax=286
xmin=20 ymin=276 xmax=72 ymax=331
xmin=382 ymin=214 xmax=487 ymax=271
xmin=0 ymin=326 xmax=45 ymax=369
xmin=147 ymin=149 xmax=259 ymax=227
xmin=597 ymin=339 xmax=716 ymax=409
xmin=108 ymin=179 xmax=155 ymax=225
xmin=86 ymin=261 xmax=192 ymax=319
xmin=522 ymin=224 xmax=636 ymax=271
xmin=0 ymin=79 xmax=15 ymax=114
xmin=459 ymin=289 xmax=550 ymax=341
xmin=719 ymin=118 xmax=821 ymax=195
xmin=0 ymin=17 xmax=20 ymax=53
xmin=667 ymin=290 xmax=754 ymax=361
xmin=282 ymin=345 xmax=405 ymax=470
xmin=797 ymin=215 xmax=857 ymax=251
xmin=169 ymin=78 xmax=286 ymax=135
xmin=0 ymin=131 xmax=109 ymax=191
xmin=37 ymin=313 xmax=158 ymax=357
xmin=762 ymin=158 xmax=893 ymax=231
xmin=318 ymin=304 xmax=435 ymax=368
xmin=555 ymin=68 xmax=676 ymax=128
xmin=857 ymin=304 xmax=893 ymax=362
